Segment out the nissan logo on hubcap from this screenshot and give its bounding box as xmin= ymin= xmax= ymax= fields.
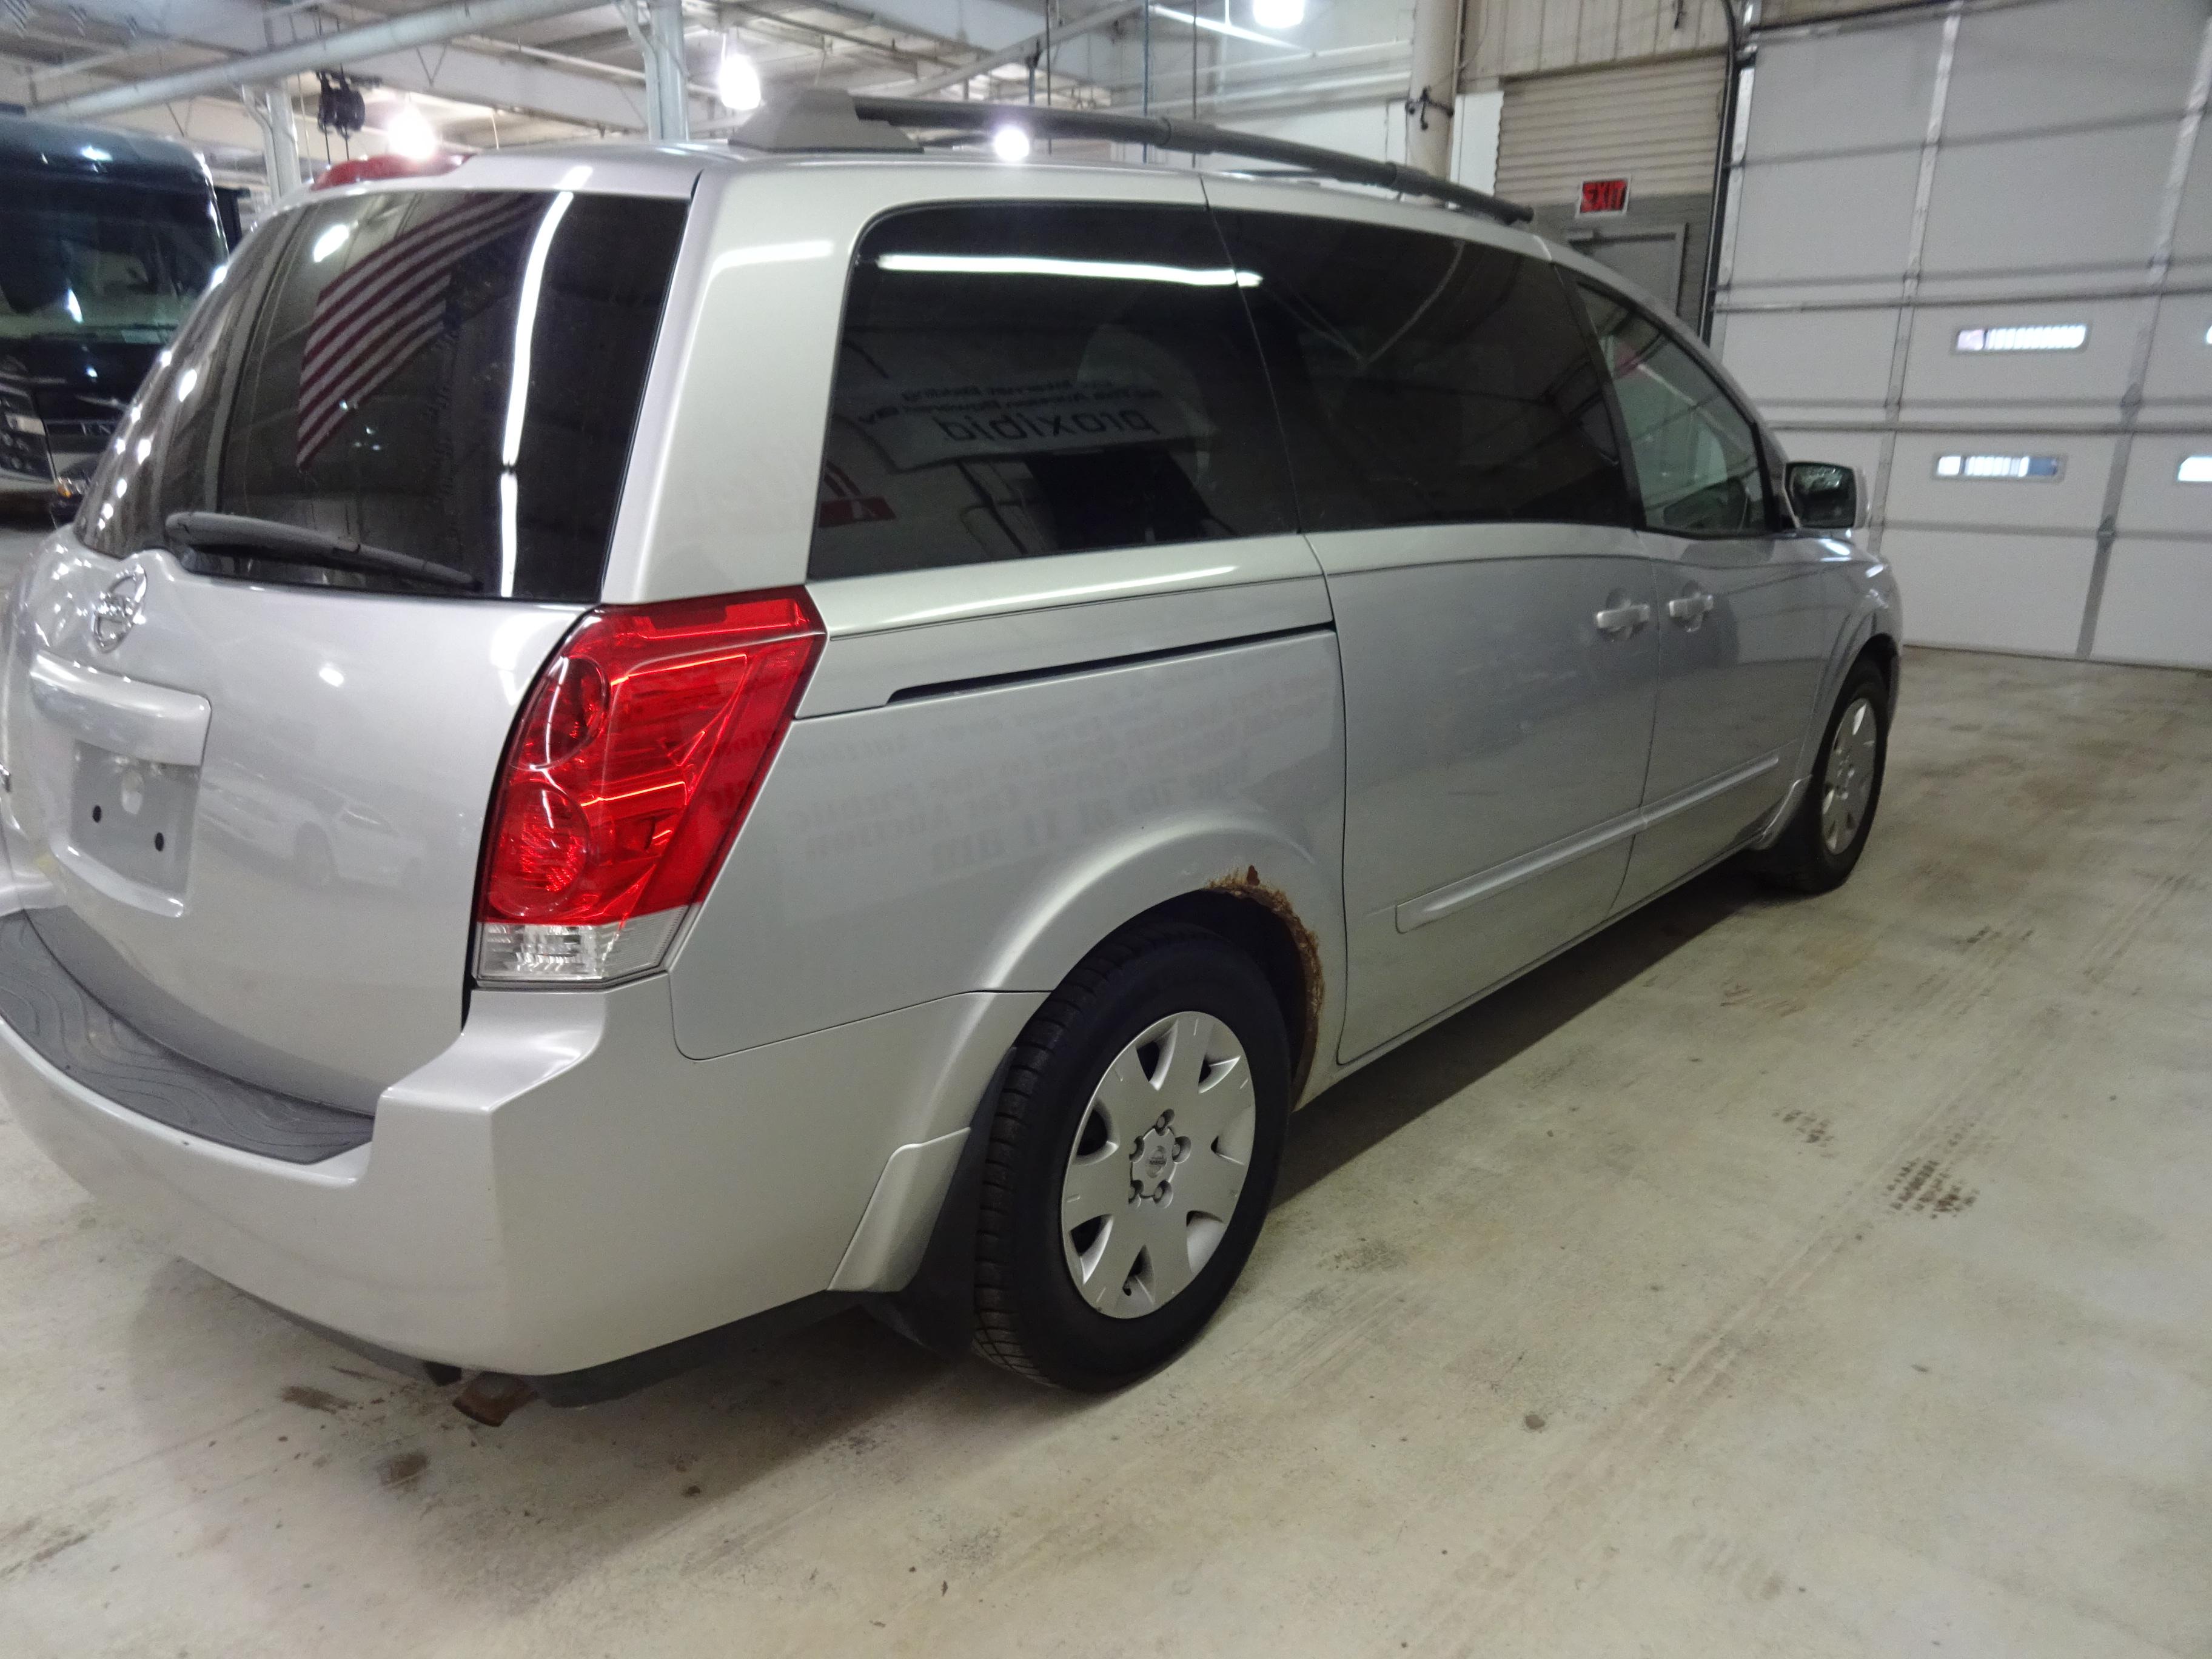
xmin=90 ymin=568 xmax=146 ymax=653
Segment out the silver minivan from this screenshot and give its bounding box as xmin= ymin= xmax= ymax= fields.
xmin=0 ymin=99 xmax=1899 ymax=1401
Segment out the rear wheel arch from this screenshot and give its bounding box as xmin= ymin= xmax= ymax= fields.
xmin=1131 ymin=884 xmax=1322 ymax=1106
xmin=980 ymin=828 xmax=1341 ymax=1096
xmin=871 ymin=875 xmax=1330 ymax=1361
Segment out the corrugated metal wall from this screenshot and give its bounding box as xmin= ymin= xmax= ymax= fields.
xmin=1497 ymin=52 xmax=1726 ymax=317
xmin=1495 ymin=52 xmax=1726 ymax=201
xmin=1713 ymin=0 xmax=2212 ymax=668
xmin=1469 ymin=0 xmax=1732 ymax=81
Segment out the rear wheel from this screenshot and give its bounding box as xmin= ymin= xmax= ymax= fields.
xmin=1754 ymin=659 xmax=1889 ymax=893
xmin=973 ymin=923 xmax=1289 ymax=1390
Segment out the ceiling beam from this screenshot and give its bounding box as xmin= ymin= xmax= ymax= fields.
xmin=883 ymin=0 xmax=1142 ymax=93
xmin=832 ymin=0 xmax=1047 ymax=53
xmin=30 ymin=0 xmax=659 ymax=127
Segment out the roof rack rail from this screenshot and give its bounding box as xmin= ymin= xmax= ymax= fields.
xmin=725 ymin=89 xmax=1534 ymax=227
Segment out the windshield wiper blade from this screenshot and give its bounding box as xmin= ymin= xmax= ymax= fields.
xmin=164 ymin=511 xmax=481 ymax=592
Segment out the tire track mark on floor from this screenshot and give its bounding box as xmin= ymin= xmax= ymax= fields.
xmin=1411 ymin=1018 xmax=2069 ymax=1650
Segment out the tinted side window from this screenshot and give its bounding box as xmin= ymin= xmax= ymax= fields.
xmin=1576 ymin=283 xmax=1770 ymax=537
xmin=809 ymin=204 xmax=1295 ymax=580
xmin=1215 ymin=210 xmax=1631 ymax=532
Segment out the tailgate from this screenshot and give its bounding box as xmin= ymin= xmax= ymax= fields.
xmin=0 ymin=181 xmax=690 ymax=1108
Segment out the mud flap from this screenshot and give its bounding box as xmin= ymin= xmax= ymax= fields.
xmin=866 ymin=1050 xmax=1016 ymax=1360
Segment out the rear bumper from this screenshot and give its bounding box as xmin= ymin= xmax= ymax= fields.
xmin=2 ymin=960 xmax=1035 ymax=1376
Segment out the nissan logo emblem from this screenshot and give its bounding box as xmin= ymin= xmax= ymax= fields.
xmin=91 ymin=568 xmax=146 ymax=654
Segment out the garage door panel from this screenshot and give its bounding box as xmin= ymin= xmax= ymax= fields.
xmin=1897 ymin=399 xmax=2127 ymax=428
xmin=2169 ymin=123 xmax=2212 ymax=261
xmin=1717 ymin=309 xmax=1900 ymax=407
xmin=2116 ymin=435 xmax=2212 ymax=535
xmin=1944 ymin=0 xmax=2208 ymax=138
xmin=1920 ymin=127 xmax=2178 ymax=275
xmin=1885 ymin=434 xmax=2117 ymax=529
xmin=1915 ymin=268 xmax=2179 ymax=305
xmin=1881 ymin=528 xmax=2097 ymax=655
xmin=2140 ymin=300 xmax=2212 ymax=404
xmin=1742 ymin=25 xmax=1943 ymax=159
xmin=1902 ymin=297 xmax=2150 ymax=406
xmin=1756 ymin=401 xmax=1892 ymax=431
xmin=1731 ymin=151 xmax=1924 ymax=286
xmin=2089 ymin=538 xmax=2212 ymax=668
xmin=1720 ymin=1 xmax=2204 ymax=665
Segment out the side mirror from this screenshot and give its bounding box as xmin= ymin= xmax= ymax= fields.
xmin=1786 ymin=461 xmax=1863 ymax=531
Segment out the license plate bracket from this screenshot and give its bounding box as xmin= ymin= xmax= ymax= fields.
xmin=69 ymin=743 xmax=198 ymax=894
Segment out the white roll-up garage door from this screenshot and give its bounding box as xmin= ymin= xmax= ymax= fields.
xmin=1713 ymin=0 xmax=2212 ymax=667
xmin=1498 ymin=53 xmax=1726 ymax=318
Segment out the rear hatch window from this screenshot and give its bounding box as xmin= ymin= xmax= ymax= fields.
xmin=77 ymin=188 xmax=687 ymax=601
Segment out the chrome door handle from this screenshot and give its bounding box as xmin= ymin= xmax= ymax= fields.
xmin=1667 ymin=591 xmax=1716 ymax=625
xmin=1594 ymin=603 xmax=1652 ymax=637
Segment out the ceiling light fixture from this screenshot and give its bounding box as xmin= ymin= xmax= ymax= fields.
xmin=386 ymin=98 xmax=439 ymax=160
xmin=718 ymin=38 xmax=763 ymax=112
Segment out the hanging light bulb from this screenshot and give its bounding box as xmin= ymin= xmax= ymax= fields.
xmin=1252 ymin=0 xmax=1305 ymax=28
xmin=386 ymin=98 xmax=439 ymax=160
xmin=717 ymin=37 xmax=763 ymax=112
xmin=991 ymin=124 xmax=1031 ymax=161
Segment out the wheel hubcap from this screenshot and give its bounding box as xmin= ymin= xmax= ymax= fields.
xmin=1820 ymin=696 xmax=1880 ymax=856
xmin=1060 ymin=1010 xmax=1256 ymax=1319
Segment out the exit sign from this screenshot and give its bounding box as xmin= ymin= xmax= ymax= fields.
xmin=1578 ymin=177 xmax=1631 ymax=215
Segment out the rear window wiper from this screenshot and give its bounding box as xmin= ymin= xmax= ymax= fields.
xmin=164 ymin=512 xmax=481 ymax=593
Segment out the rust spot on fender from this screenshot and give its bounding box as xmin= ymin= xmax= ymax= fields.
xmin=1205 ymin=865 xmax=1324 ymax=1101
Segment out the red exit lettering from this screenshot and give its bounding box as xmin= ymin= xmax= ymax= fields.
xmin=1578 ymin=178 xmax=1630 ymax=215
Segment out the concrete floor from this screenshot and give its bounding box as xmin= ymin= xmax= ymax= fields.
xmin=1 ymin=520 xmax=2207 ymax=1654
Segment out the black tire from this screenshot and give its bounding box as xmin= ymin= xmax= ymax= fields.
xmin=972 ymin=922 xmax=1290 ymax=1391
xmin=1754 ymin=658 xmax=1890 ymax=894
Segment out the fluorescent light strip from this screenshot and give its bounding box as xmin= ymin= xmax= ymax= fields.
xmin=1150 ymin=5 xmax=1299 ymax=48
xmin=1934 ymin=453 xmax=2063 ymax=480
xmin=877 ymin=252 xmax=1261 ymax=287
xmin=2179 ymin=455 xmax=2212 ymax=484
xmin=1954 ymin=324 xmax=2087 ymax=352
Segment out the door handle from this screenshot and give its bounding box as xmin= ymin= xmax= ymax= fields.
xmin=1666 ymin=591 xmax=1716 ymax=625
xmin=1594 ymin=602 xmax=1652 ymax=637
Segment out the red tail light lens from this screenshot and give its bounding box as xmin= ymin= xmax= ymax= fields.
xmin=475 ymin=589 xmax=823 ymax=982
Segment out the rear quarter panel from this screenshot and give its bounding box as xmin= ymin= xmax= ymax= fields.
xmin=666 ymin=623 xmax=1347 ymax=1122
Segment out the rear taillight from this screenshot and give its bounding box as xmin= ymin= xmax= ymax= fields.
xmin=474 ymin=589 xmax=823 ymax=984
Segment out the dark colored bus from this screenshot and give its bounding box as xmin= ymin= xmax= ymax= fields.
xmin=1 ymin=114 xmax=231 ymax=500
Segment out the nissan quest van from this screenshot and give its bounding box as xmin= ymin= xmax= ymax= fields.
xmin=0 ymin=95 xmax=1899 ymax=1401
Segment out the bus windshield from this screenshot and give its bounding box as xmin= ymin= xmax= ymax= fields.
xmin=0 ymin=178 xmax=224 ymax=343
